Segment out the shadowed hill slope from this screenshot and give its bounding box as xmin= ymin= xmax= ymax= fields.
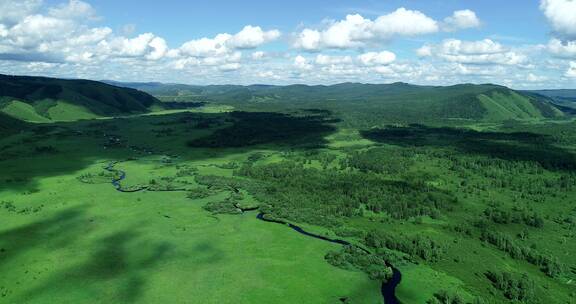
xmin=0 ymin=74 xmax=161 ymax=122
xmin=0 ymin=112 xmax=24 ymax=133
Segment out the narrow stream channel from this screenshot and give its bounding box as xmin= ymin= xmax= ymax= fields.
xmin=105 ymin=161 xmax=402 ymax=303
xmin=256 ymin=213 xmax=401 ymax=304
xmin=104 ymin=162 xmax=131 ymax=192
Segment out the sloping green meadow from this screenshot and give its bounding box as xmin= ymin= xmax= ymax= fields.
xmin=0 ymin=100 xmax=52 ymax=123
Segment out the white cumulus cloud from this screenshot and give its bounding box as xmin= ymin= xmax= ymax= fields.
xmin=293 ymin=29 xmax=322 ymax=51
xmin=541 ymin=0 xmax=576 ymax=62
xmin=177 ymin=26 xmax=280 ymax=62
xmin=315 ymin=54 xmax=352 ymax=65
xmin=294 ymin=55 xmax=312 ymax=70
xmin=0 ymin=0 xmax=42 ymax=26
xmin=226 ymin=25 xmax=280 ymax=49
xmin=358 ymin=51 xmax=396 ymax=66
xmin=566 ymin=61 xmax=576 ymax=77
xmin=48 ymin=0 xmax=97 ymax=20
xmin=417 ymin=39 xmax=527 ymax=66
xmin=442 ymin=10 xmax=481 ymax=31
xmin=540 ymin=0 xmax=576 ymax=39
xmin=0 ymin=0 xmax=152 ymax=62
xmin=527 ymin=73 xmax=548 ymax=82
xmin=251 ymin=51 xmax=265 ymax=60
xmin=0 ymin=0 xmax=279 ymax=73
xmin=372 ymin=8 xmax=439 ymax=37
xmin=320 ymin=14 xmax=375 ymax=49
xmin=547 ymin=38 xmax=576 ymax=58
xmin=96 ymin=33 xmax=168 ymax=60
xmin=293 ymin=8 xmax=479 ymax=51
xmin=179 ymin=34 xmax=231 ymax=58
xmin=219 ymin=62 xmax=241 ymax=71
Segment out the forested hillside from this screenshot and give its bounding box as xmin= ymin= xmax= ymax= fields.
xmin=0 ymin=74 xmax=160 ymax=122
xmin=0 ymin=112 xmax=24 ymax=133
xmin=110 ymin=81 xmax=565 ymax=124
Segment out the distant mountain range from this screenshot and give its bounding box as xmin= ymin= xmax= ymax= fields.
xmin=524 ymin=89 xmax=576 ymax=112
xmin=105 ymin=80 xmax=566 ymax=123
xmin=0 ymin=74 xmax=571 ymax=128
xmin=527 ymin=89 xmax=576 ymax=101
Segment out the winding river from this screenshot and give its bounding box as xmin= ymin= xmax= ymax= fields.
xmin=104 ymin=162 xmax=186 ymax=193
xmin=255 ymin=213 xmax=401 ymax=304
xmin=104 ymin=162 xmax=136 ymax=192
xmin=105 ymin=161 xmax=402 ymax=303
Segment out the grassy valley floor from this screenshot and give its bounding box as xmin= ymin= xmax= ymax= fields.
xmin=0 ymin=156 xmax=381 ymax=303
xmin=1 ymin=108 xmax=575 ymax=303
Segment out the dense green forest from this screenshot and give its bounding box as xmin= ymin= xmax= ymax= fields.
xmin=109 ymin=81 xmax=564 ymax=126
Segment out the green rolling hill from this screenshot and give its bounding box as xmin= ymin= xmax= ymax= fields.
xmin=2 ymin=75 xmax=566 ymax=125
xmin=0 ymin=74 xmax=161 ymax=122
xmin=110 ymin=81 xmax=566 ymax=124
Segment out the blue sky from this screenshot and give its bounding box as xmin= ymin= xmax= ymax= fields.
xmin=83 ymin=0 xmax=549 ymax=46
xmin=1 ymin=0 xmax=576 ymax=88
